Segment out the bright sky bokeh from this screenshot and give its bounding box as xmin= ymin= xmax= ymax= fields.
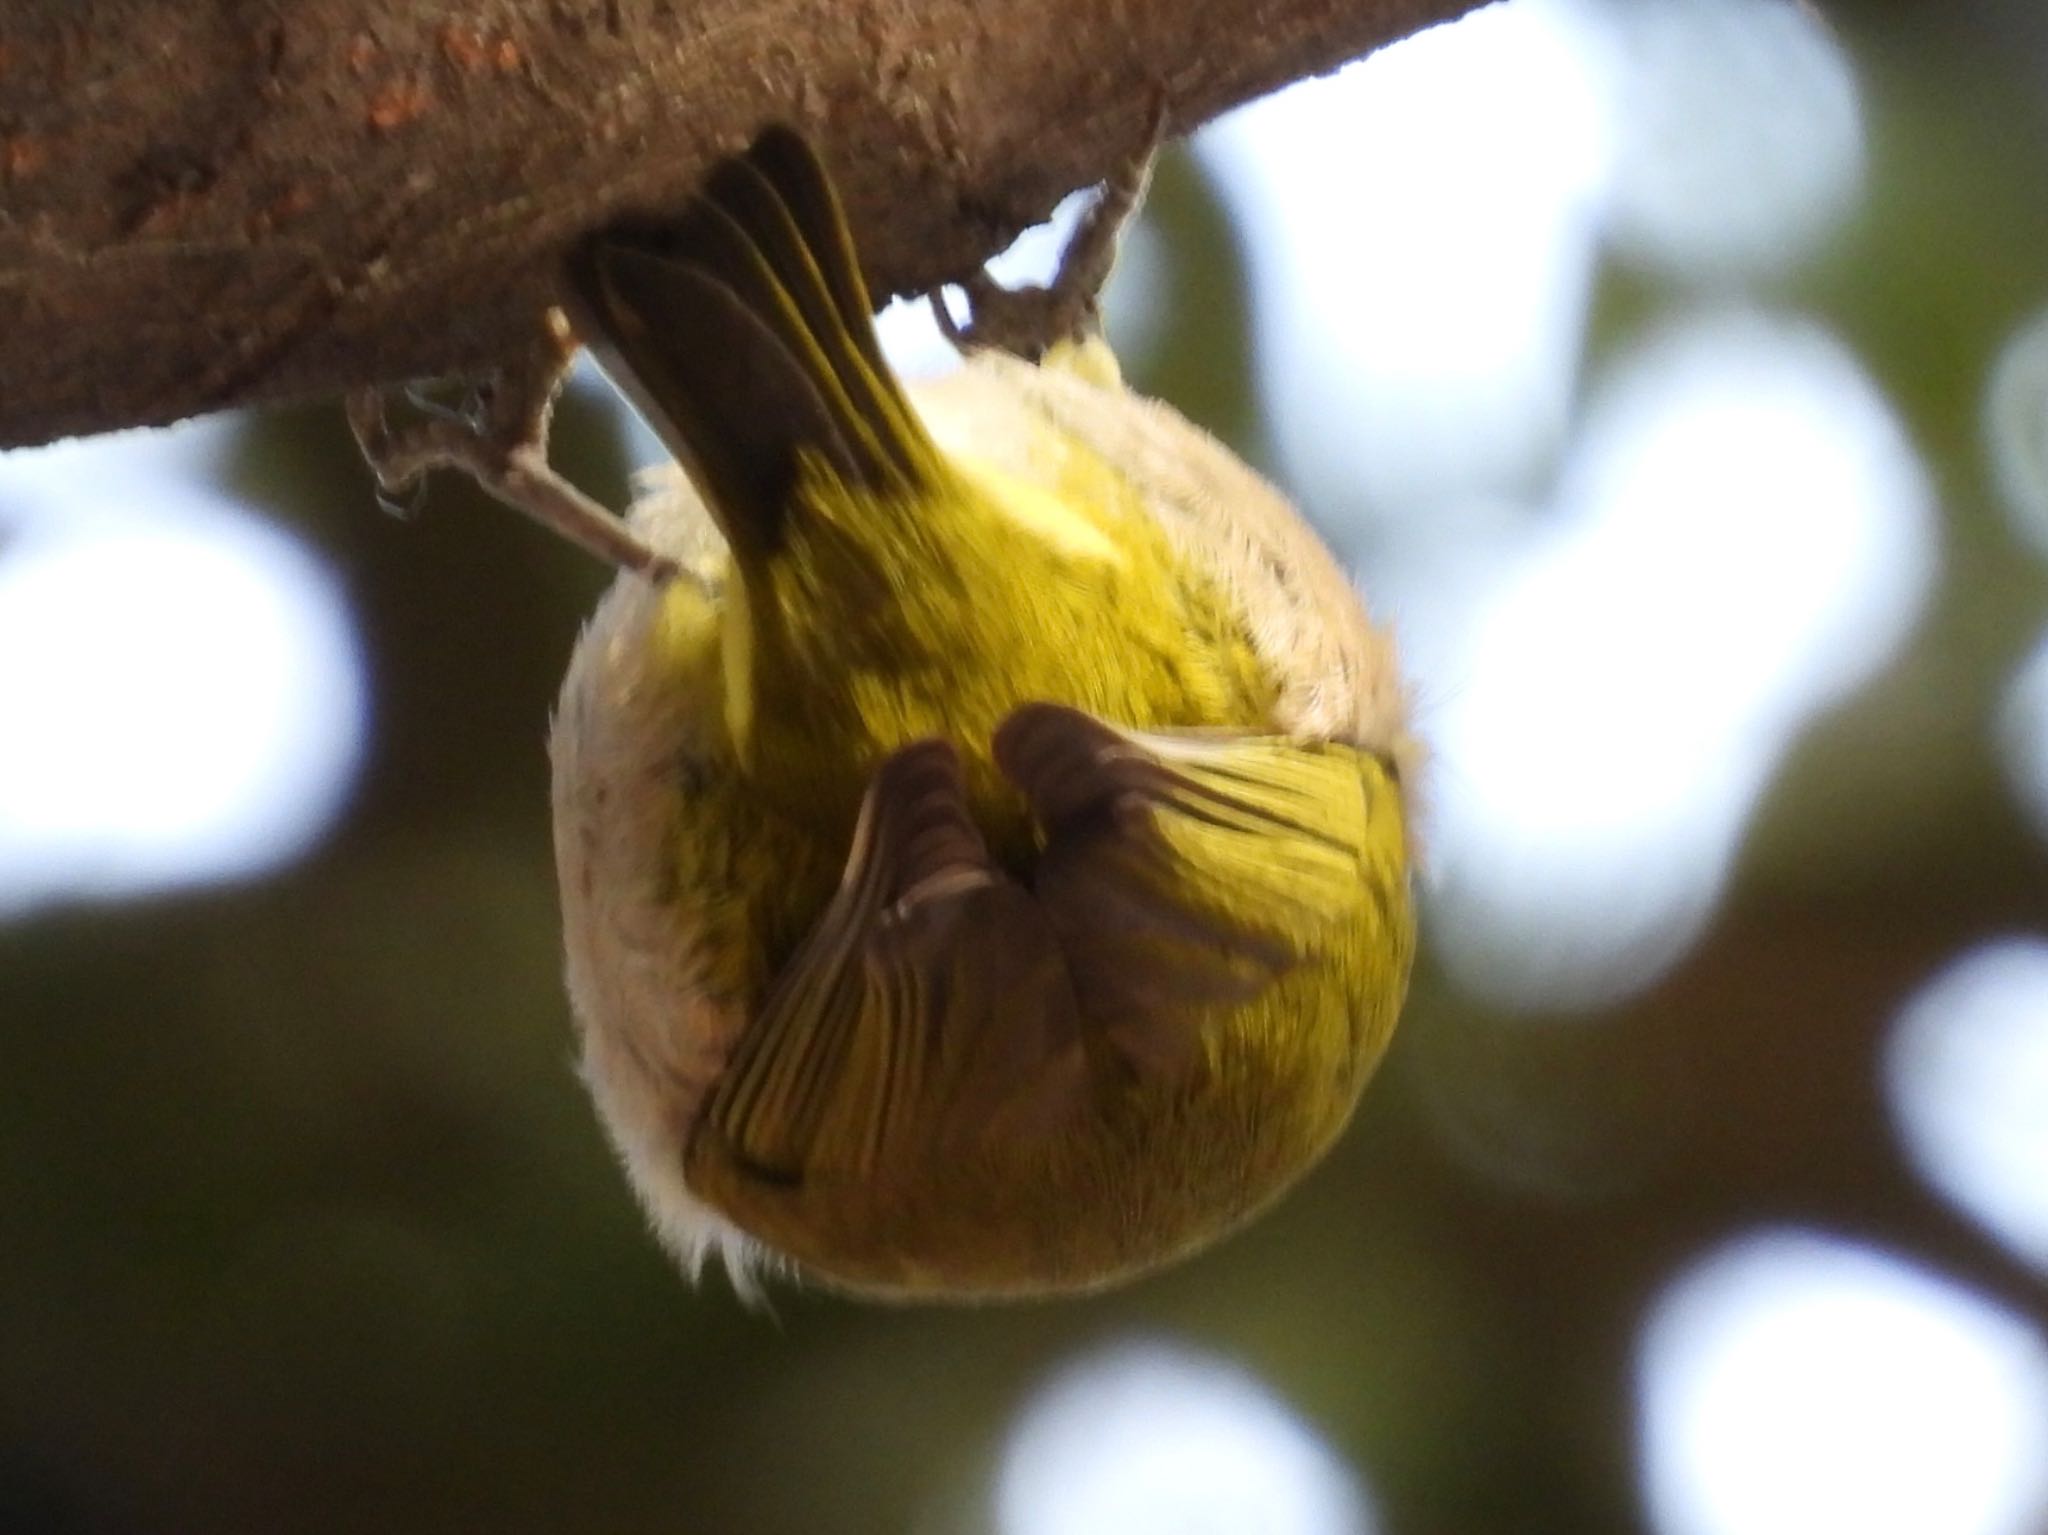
xmin=995 ymin=1339 xmax=1375 ymax=1535
xmin=1202 ymin=0 xmax=1925 ymax=1010
xmin=1887 ymin=938 xmax=2048 ymax=1275
xmin=1423 ymin=311 xmax=1934 ymax=1009
xmin=0 ymin=422 xmax=365 ymax=912
xmin=1637 ymin=1230 xmax=2048 ymax=1535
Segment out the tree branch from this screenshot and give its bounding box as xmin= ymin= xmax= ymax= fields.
xmin=0 ymin=0 xmax=1482 ymax=451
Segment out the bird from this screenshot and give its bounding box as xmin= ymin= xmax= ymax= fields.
xmin=546 ymin=124 xmax=1417 ymax=1300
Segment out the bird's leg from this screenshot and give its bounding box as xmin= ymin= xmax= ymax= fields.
xmin=345 ymin=311 xmax=680 ymax=583
xmin=931 ymin=102 xmax=1168 ymax=362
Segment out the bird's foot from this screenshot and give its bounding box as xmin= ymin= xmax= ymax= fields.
xmin=345 ymin=311 xmax=678 ymax=582
xmin=932 ymin=102 xmax=1168 ymax=363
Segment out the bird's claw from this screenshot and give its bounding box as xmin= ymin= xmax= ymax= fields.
xmin=934 ymin=102 xmax=1167 ymax=362
xmin=345 ymin=312 xmax=680 ymax=583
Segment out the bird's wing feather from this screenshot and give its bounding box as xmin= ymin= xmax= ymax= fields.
xmin=695 ymin=706 xmax=1405 ymax=1189
xmin=994 ymin=702 xmax=1400 ymax=1078
xmin=695 ymin=741 xmax=1089 ymax=1185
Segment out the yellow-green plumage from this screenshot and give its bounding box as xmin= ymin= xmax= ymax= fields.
xmin=724 ymin=435 xmax=1279 ymax=850
xmin=553 ymin=128 xmax=1414 ymax=1298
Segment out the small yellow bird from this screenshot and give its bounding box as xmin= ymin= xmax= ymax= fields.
xmin=548 ymin=126 xmax=1415 ymax=1300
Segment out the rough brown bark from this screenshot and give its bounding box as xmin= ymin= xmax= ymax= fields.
xmin=0 ymin=0 xmax=1482 ymax=451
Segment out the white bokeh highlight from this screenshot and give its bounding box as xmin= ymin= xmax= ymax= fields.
xmin=1886 ymin=938 xmax=2048 ymax=1274
xmin=1177 ymin=0 xmax=1886 ymax=1009
xmin=1583 ymin=0 xmax=1864 ymax=281
xmin=0 ymin=421 xmax=365 ymax=912
xmin=1425 ymin=310 xmax=1935 ymax=1010
xmin=996 ymin=1339 xmax=1375 ymax=1535
xmin=1638 ymin=1229 xmax=2048 ymax=1535
xmin=1202 ymin=0 xmax=1614 ymax=517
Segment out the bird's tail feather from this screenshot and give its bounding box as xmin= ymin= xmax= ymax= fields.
xmin=564 ymin=127 xmax=940 ymax=566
